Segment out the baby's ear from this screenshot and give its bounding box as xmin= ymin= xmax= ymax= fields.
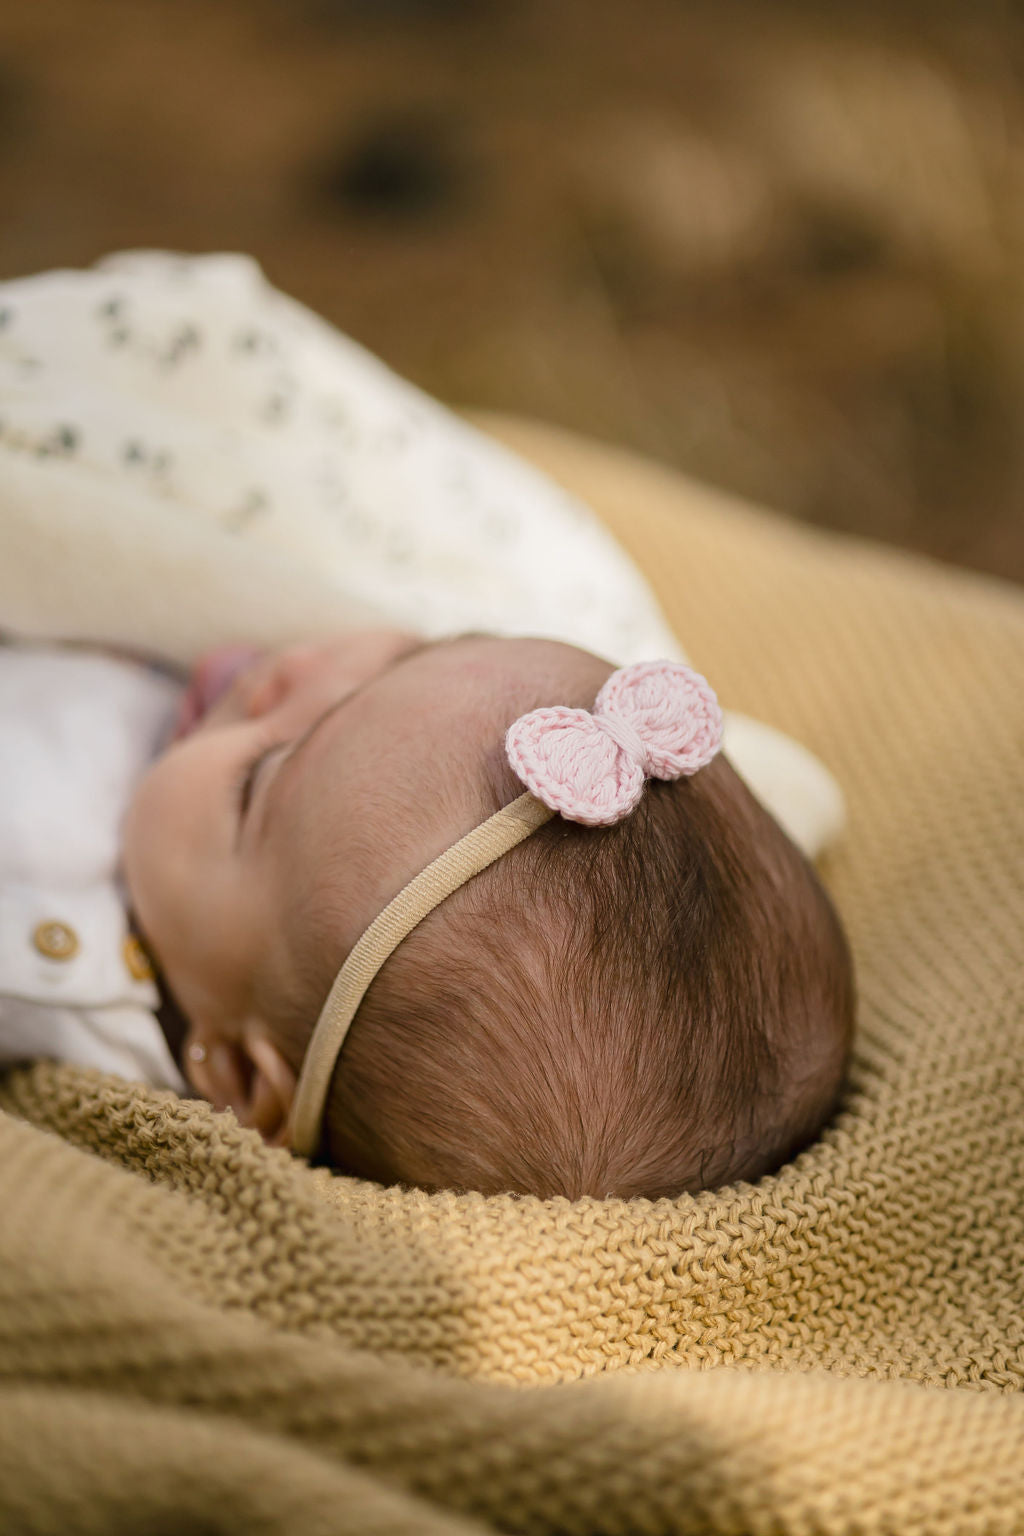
xmin=187 ymin=1026 xmax=297 ymax=1148
xmin=236 ymin=1029 xmax=298 ymax=1148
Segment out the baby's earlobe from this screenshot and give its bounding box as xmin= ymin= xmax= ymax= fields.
xmin=238 ymin=1030 xmax=298 ymax=1146
xmin=185 ymin=1032 xmax=250 ymax=1114
xmin=184 ymin=1021 xmax=296 ymax=1144
xmin=243 ymin=1068 xmax=287 ymax=1139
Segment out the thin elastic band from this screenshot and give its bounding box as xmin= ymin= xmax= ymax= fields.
xmin=289 ymin=791 xmax=554 ymax=1157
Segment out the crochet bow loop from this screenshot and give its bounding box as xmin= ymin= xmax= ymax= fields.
xmin=505 ymin=706 xmax=645 ymax=825
xmin=505 ymin=660 xmax=723 ymax=826
xmin=596 ymin=660 xmax=723 ymax=779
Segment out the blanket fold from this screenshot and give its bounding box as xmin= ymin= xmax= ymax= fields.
xmin=2 ymin=414 xmax=1023 ymax=1534
xmin=4 ymin=1102 xmax=1024 ymax=1536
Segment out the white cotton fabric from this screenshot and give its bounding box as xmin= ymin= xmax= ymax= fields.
xmin=0 ymin=643 xmax=186 ymax=1092
xmin=0 ymin=250 xmax=844 ymax=856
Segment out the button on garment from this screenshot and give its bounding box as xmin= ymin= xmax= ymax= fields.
xmin=3 ymin=882 xmax=156 ymax=1006
xmin=0 ymin=644 xmax=187 ymax=1092
xmin=122 ymin=932 xmax=154 ymax=982
xmin=32 ymin=919 xmax=79 ymax=961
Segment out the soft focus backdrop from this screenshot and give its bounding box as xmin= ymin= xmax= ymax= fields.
xmin=2 ymin=0 xmax=1022 ymax=581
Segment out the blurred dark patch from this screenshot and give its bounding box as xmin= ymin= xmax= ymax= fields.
xmin=0 ymin=59 xmax=30 ymax=149
xmin=318 ymin=112 xmax=473 ymax=221
xmin=794 ymin=204 xmax=889 ymax=277
xmin=304 ymin=0 xmax=493 ymax=26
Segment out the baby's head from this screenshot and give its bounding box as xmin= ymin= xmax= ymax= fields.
xmin=122 ymin=631 xmax=854 ymax=1199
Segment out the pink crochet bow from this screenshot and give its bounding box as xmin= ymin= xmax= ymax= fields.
xmin=505 ymin=660 xmax=723 ymax=826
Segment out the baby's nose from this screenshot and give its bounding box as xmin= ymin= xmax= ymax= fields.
xmin=242 ymin=645 xmax=324 ymax=717
xmin=173 ymin=646 xmax=266 ymax=738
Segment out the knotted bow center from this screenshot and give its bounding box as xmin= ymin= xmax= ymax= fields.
xmin=594 ymin=709 xmax=648 ymax=767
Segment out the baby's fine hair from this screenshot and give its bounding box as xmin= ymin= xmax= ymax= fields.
xmin=271 ymin=753 xmax=854 ymax=1200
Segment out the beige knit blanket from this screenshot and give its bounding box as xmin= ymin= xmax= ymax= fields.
xmin=2 ymin=415 xmax=1023 ymax=1535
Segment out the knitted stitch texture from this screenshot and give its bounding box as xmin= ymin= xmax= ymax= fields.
xmin=2 ymin=415 xmax=1023 ymax=1535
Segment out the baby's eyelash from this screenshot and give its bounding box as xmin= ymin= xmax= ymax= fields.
xmin=233 ymin=742 xmax=279 ymax=819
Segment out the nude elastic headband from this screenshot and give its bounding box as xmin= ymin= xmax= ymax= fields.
xmin=288 ymin=660 xmax=723 ymax=1158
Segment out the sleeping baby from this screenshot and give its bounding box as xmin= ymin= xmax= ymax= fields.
xmin=0 ymin=249 xmax=854 ymax=1199
xmin=1 ymin=628 xmax=853 ymax=1200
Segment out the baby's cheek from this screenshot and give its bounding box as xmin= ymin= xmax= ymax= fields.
xmin=121 ymin=753 xmax=198 ymax=910
xmin=120 ymin=767 xmax=165 ymax=909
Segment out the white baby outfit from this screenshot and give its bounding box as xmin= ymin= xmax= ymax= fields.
xmin=0 ymin=644 xmax=186 ymax=1091
xmin=0 ymin=250 xmax=677 ymax=662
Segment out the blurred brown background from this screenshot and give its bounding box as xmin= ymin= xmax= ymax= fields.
xmin=1 ymin=0 xmax=1023 ymax=582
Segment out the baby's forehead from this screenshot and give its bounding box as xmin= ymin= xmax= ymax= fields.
xmin=423 ymin=633 xmax=613 ymax=708
xmin=271 ymin=634 xmax=613 ymax=957
xmin=282 ymin=634 xmax=611 ymax=853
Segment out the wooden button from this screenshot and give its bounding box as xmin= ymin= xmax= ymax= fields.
xmin=32 ymin=920 xmax=79 ymax=962
xmin=122 ymin=933 xmax=154 ymax=983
